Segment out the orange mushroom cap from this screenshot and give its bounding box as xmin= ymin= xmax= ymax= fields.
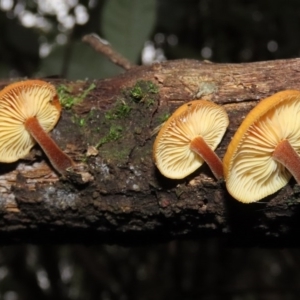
xmin=153 ymin=100 xmax=229 ymax=179
xmin=0 ymin=80 xmax=61 ymax=162
xmin=223 ymin=90 xmax=300 ymax=203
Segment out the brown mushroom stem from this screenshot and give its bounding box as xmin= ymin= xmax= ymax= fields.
xmin=272 ymin=139 xmax=300 ymax=184
xmin=25 ymin=117 xmax=74 ymax=175
xmin=190 ymin=136 xmax=224 ymax=180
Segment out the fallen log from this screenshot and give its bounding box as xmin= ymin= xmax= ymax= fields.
xmin=1 ymin=57 xmax=300 ymax=245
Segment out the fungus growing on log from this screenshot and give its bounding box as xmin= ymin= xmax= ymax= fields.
xmin=224 ymin=90 xmax=300 ymax=203
xmin=153 ymin=100 xmax=229 ymax=180
xmin=0 ymin=80 xmax=74 ymax=175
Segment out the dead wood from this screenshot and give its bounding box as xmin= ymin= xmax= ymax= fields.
xmin=1 ymin=58 xmax=300 ymax=245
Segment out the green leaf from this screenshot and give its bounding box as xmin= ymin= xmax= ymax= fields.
xmin=38 ymin=42 xmax=123 ymax=79
xmin=101 ymin=0 xmax=156 ymax=63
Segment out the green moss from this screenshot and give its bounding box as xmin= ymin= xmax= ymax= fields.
xmin=63 ymin=80 xmax=159 ymax=164
xmin=146 ymin=98 xmax=155 ymax=107
xmin=79 ymin=118 xmax=86 ymax=127
xmin=130 ymin=85 xmax=143 ymax=101
xmin=126 ymin=80 xmax=159 ymax=102
xmin=147 ymin=81 xmax=159 ymax=94
xmin=72 ymin=115 xmax=86 ymax=127
xmin=105 ymin=101 xmax=131 ymax=120
xmin=96 ymin=125 xmax=123 ymax=148
xmin=71 ymin=108 xmax=99 ymax=129
xmin=57 ymin=82 xmax=96 ymax=109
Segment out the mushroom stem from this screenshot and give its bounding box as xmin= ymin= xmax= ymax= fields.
xmin=190 ymin=136 xmax=224 ymax=180
xmin=25 ymin=117 xmax=74 ymax=175
xmin=272 ymin=139 xmax=300 ymax=184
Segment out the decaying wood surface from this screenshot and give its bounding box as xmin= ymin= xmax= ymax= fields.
xmin=1 ymin=58 xmax=300 ymax=245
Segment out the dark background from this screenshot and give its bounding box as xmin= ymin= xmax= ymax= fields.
xmin=1 ymin=1 xmax=300 ymax=299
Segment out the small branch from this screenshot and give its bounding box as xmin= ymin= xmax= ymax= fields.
xmin=82 ymin=33 xmax=135 ymax=70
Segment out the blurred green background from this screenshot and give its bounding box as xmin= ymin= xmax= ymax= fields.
xmin=1 ymin=1 xmax=300 ymax=299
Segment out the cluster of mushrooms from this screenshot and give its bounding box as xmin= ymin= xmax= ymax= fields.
xmin=153 ymin=91 xmax=300 ymax=203
xmin=0 ymin=80 xmax=74 ymax=176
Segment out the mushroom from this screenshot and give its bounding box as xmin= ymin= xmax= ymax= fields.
xmin=153 ymin=100 xmax=229 ymax=180
xmin=223 ymin=90 xmax=300 ymax=203
xmin=0 ymin=80 xmax=74 ymax=175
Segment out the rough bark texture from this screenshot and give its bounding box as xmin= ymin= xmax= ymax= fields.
xmin=1 ymin=58 xmax=300 ymax=245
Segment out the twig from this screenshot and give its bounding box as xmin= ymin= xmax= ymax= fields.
xmin=82 ymin=33 xmax=135 ymax=70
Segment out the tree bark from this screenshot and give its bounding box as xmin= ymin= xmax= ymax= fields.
xmin=1 ymin=58 xmax=300 ymax=245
